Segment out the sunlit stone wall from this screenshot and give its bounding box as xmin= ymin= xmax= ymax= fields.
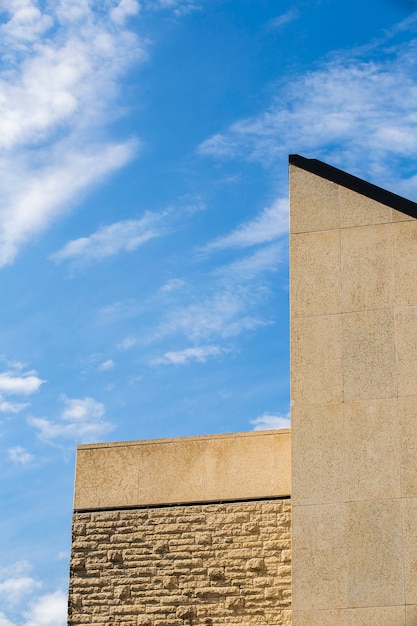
xmin=68 ymin=430 xmax=291 ymax=625
xmin=290 ymin=155 xmax=417 ymax=626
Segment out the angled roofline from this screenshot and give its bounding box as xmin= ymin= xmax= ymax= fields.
xmin=289 ymin=154 xmax=417 ymax=219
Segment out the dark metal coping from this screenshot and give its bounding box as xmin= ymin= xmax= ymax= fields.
xmin=289 ymin=154 xmax=417 ymax=219
xmin=73 ymin=494 xmax=291 ymax=514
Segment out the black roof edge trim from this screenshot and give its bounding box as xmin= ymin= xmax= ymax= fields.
xmin=289 ymin=154 xmax=417 ymax=219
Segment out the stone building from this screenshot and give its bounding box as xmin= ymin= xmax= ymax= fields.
xmin=68 ymin=155 xmax=417 ymax=625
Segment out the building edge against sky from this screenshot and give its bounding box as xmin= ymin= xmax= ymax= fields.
xmin=68 ymin=155 xmax=417 ymax=625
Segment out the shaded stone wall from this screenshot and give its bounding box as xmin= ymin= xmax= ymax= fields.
xmin=68 ymin=499 xmax=291 ymax=626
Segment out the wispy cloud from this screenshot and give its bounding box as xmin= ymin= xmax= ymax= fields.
xmin=251 ymin=413 xmax=290 ymax=430
xmin=200 ymin=199 xmax=288 ymax=253
xmin=160 ymin=278 xmax=186 ymax=292
xmin=98 ymin=299 xmax=142 ymax=324
xmin=158 ymin=286 xmax=270 ymax=342
xmin=152 ymin=345 xmax=226 ymax=365
xmin=144 ymin=0 xmax=201 ymax=16
xmin=50 ymin=209 xmax=170 ymax=268
xmin=29 ymin=396 xmax=114 ymax=444
xmin=8 ymin=446 xmax=34 ymax=465
xmin=0 ymin=400 xmax=29 ymax=414
xmin=0 ymin=0 xmax=144 ymax=267
xmin=98 ymin=359 xmax=115 ymax=372
xmin=219 ymin=243 xmax=284 ymax=281
xmin=198 ymin=35 xmax=417 ymax=187
xmin=117 ymin=336 xmax=138 ymax=350
xmin=155 ymin=205 xmax=286 ymax=345
xmin=271 ymin=9 xmax=299 ymax=29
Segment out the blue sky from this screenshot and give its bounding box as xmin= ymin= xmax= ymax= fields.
xmin=0 ymin=0 xmax=416 ymax=623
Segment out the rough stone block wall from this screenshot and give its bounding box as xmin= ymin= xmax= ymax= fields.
xmin=68 ymin=498 xmax=291 ymax=626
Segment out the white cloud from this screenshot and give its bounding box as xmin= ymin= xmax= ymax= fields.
xmin=153 ymin=200 xmax=287 ymax=346
xmin=0 ymin=576 xmax=40 ymax=606
xmin=29 ymin=396 xmax=114 ymax=444
xmin=0 ymin=141 xmax=137 ymax=268
xmin=50 ymin=209 xmax=169 ymax=267
xmin=0 ymin=561 xmax=31 ymax=578
xmin=0 ymin=400 xmax=29 ymax=413
xmin=220 ymin=243 xmax=283 ymax=281
xmin=158 ymin=286 xmax=269 ymax=342
xmin=160 ymin=278 xmax=185 ymax=292
xmin=0 ymin=1 xmax=53 ymax=45
xmin=24 ymin=590 xmax=67 ymax=626
xmin=0 ymin=0 xmax=145 ymax=267
xmin=8 ymin=446 xmax=34 ymax=464
xmin=156 ymin=205 xmax=286 ymax=346
xmin=144 ymin=0 xmax=201 ymax=16
xmin=0 ymin=372 xmax=44 ymax=396
xmin=198 ymin=133 xmax=238 ymax=159
xmin=110 ymin=0 xmax=140 ymax=26
xmin=251 ymin=413 xmax=291 ymax=431
xmin=201 ymin=199 xmax=288 ymax=253
xmin=117 ymin=336 xmax=138 ymax=350
xmin=98 ymin=359 xmax=115 ymax=371
xmin=152 ymin=345 xmax=225 ymax=365
xmin=0 ymin=612 xmax=15 ymax=626
xmin=0 ymin=562 xmax=67 ymax=626
xmin=198 ymin=36 xmax=417 ymax=187
xmin=98 ymin=299 xmax=142 ymax=323
xmin=271 ymin=9 xmax=299 ymax=29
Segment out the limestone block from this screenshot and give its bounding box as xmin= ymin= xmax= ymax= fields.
xmin=339 ymin=186 xmax=392 ymax=228
xmin=406 ymin=605 xmax=417 ymax=625
xmin=290 ymin=230 xmax=341 ymax=316
xmin=74 ymin=444 xmax=140 ymax=510
xmin=402 ymin=497 xmax=417 ymax=604
xmin=399 ymin=397 xmax=417 ymax=498
xmin=290 ymin=165 xmax=339 ymax=233
xmin=344 ymin=399 xmax=401 ymax=501
xmin=342 ymin=309 xmax=396 ymax=401
xmin=393 ymin=220 xmax=417 ymax=306
xmin=395 ymin=306 xmax=417 ymax=397
xmin=291 ymin=314 xmax=343 ymax=406
xmin=348 ymin=606 xmax=406 ymax=625
xmin=347 ymin=499 xmax=404 ymax=607
xmin=341 ymin=223 xmax=394 ymax=312
xmin=292 ymin=503 xmax=347 ymax=611
xmin=293 ymin=610 xmax=348 ymax=626
xmin=291 ymin=404 xmax=345 ymax=506
xmin=138 ymin=439 xmax=206 ymax=505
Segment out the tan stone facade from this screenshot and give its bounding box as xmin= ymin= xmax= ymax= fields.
xmin=69 ymin=430 xmax=292 ymax=625
xmin=69 ymin=155 xmax=417 ymax=625
xmin=69 ymin=500 xmax=291 ymax=625
xmin=290 ymin=155 xmax=417 ymax=625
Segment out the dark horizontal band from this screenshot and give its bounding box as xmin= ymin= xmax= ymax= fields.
xmin=73 ymin=494 xmax=291 ymax=514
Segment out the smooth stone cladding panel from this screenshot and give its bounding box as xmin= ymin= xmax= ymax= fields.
xmin=69 ymin=429 xmax=291 ymax=625
xmin=74 ymin=430 xmax=291 ymax=510
xmin=290 ymin=156 xmax=417 ymax=626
